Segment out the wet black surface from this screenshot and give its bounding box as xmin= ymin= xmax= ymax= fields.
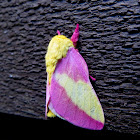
xmin=0 ymin=112 xmax=136 ymax=137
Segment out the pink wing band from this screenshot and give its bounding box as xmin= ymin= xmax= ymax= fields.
xmin=45 ymin=76 xmax=50 ymax=118
xmin=49 ymin=77 xmax=103 ymax=130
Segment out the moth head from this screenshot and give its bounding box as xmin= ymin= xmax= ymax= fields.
xmin=56 ymin=24 xmax=79 ymax=48
xmin=45 ymin=24 xmax=79 ymax=83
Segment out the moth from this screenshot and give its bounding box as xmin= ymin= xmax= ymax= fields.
xmin=45 ymin=24 xmax=105 ymax=130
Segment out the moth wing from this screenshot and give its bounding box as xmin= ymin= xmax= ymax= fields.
xmin=48 ymin=47 xmax=104 ymax=130
xmin=45 ymin=75 xmax=50 ymax=117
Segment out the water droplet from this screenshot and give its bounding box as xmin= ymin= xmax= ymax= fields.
xmin=9 ymin=74 xmax=13 ymax=78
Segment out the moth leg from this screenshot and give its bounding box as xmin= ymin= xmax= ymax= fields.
xmin=47 ymin=109 xmax=56 ymax=117
xmin=89 ymin=75 xmax=96 ymax=81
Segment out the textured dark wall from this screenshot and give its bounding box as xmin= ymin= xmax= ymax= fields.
xmin=0 ymin=0 xmax=140 ymax=135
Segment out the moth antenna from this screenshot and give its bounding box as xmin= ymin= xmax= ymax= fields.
xmin=57 ymin=30 xmax=61 ymax=35
xmin=71 ymin=24 xmax=79 ymax=47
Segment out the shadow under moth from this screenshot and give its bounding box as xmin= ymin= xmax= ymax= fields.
xmin=45 ymin=24 xmax=105 ymax=130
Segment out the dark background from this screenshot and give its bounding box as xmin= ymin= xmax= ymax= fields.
xmin=0 ymin=0 xmax=140 ymax=136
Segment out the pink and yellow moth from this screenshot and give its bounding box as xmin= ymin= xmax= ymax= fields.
xmin=45 ymin=24 xmax=105 ymax=130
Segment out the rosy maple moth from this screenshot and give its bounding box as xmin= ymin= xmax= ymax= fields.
xmin=45 ymin=24 xmax=105 ymax=130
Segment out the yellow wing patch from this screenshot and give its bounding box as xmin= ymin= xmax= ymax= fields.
xmin=55 ymin=73 xmax=104 ymax=123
